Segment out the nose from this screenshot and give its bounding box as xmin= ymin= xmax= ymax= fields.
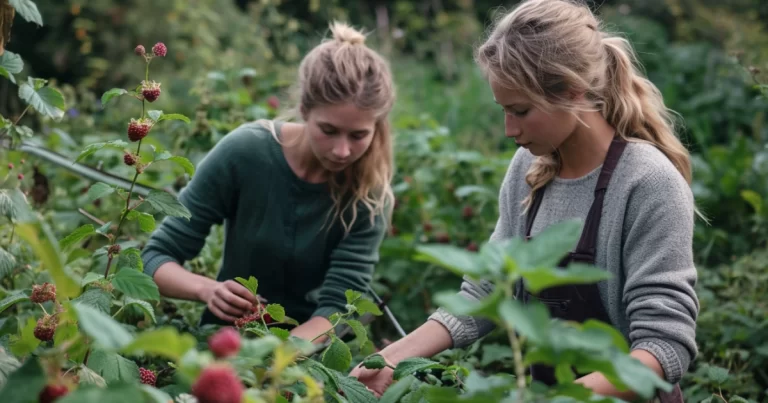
xmin=332 ymin=139 xmax=351 ymax=160
xmin=505 ymin=114 xmax=521 ymax=138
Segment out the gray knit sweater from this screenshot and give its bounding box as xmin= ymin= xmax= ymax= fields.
xmin=428 ymin=142 xmax=700 ymax=384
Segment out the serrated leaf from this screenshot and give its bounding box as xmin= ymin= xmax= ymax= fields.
xmin=0 ymin=67 xmax=13 ymax=84
xmin=73 ymin=288 xmax=112 ymax=315
xmin=520 ymin=263 xmax=611 ymax=294
xmin=77 ymin=365 xmax=107 ymax=387
xmin=18 ymin=78 xmax=65 ymax=120
xmin=322 ymin=336 xmax=352 ymax=372
xmin=112 ymin=269 xmax=159 ymax=301
xmin=0 ymin=347 xmax=22 ymax=389
xmin=0 ymin=190 xmax=14 ymax=219
xmin=72 ymin=302 xmax=134 ymax=350
xmin=153 ymin=153 xmax=195 ymax=176
xmin=140 ymin=384 xmax=173 ymax=403
xmin=354 ymin=299 xmax=382 ymax=316
xmin=0 ymin=247 xmax=15 ymax=279
xmin=266 ymin=304 xmax=285 ymax=322
xmin=146 ymin=190 xmax=191 ymax=220
xmin=414 ymin=244 xmax=486 ymax=277
xmin=498 ymin=299 xmax=550 ymax=344
xmin=59 ymin=224 xmax=95 ymax=251
xmin=269 ymin=327 xmax=291 ymax=340
xmin=101 ymin=88 xmax=128 ymax=107
xmin=335 ymin=370 xmax=379 ymax=403
xmin=392 ymin=357 xmax=444 ymax=381
xmin=0 ymin=291 xmax=28 ymax=315
xmin=9 ymin=317 xmax=40 ymax=357
xmin=85 ymin=183 xmax=114 ymax=203
xmin=9 ymin=0 xmax=43 ymax=26
xmin=235 ymin=276 xmax=258 ymax=296
xmin=346 ymin=319 xmax=367 ymax=346
xmin=513 ymin=219 xmax=582 ymax=270
xmin=345 ymin=289 xmax=362 ymax=304
xmin=0 ymin=354 xmax=46 ymax=403
xmin=379 ymin=376 xmax=417 ymax=403
xmin=75 ymin=140 xmax=129 ymax=162
xmin=120 ymin=327 xmax=196 ymax=361
xmin=158 ymin=113 xmax=191 ymax=124
xmin=124 ymin=297 xmax=156 ymax=323
xmin=84 ymin=350 xmax=140 ymax=384
xmin=147 ymin=110 xmax=163 ymax=121
xmin=0 ymin=51 xmax=22 ymax=78
xmin=707 ymin=365 xmax=729 ymax=384
xmin=116 ymin=248 xmax=143 ymax=272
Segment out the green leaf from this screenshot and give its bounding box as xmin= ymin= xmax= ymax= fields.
xmin=72 ymin=288 xmax=112 ymax=315
xmin=15 ymin=221 xmax=81 ymax=298
xmin=147 ymin=110 xmax=163 ymax=121
xmin=9 ymin=0 xmax=43 ymax=26
xmin=379 ymin=376 xmax=417 ymax=403
xmin=72 ymin=302 xmax=134 ymax=350
xmin=480 ymin=343 xmax=514 ymax=367
xmin=0 ymin=355 xmax=46 ymax=403
xmin=77 ymin=365 xmax=107 ymax=387
xmin=158 ymin=113 xmax=191 ymax=124
xmin=154 ymin=156 xmax=195 ymax=177
xmin=0 ymin=247 xmax=16 ymax=279
xmin=9 ymin=317 xmax=40 ymax=356
xmin=609 ymin=353 xmax=673 ymax=398
xmin=95 ymin=221 xmax=112 ymax=236
xmin=235 ymin=276 xmax=258 ymax=296
xmin=269 ymin=327 xmax=290 ymax=341
xmin=392 ymin=357 xmax=444 ymax=381
xmin=0 ymin=347 xmax=22 ymax=390
xmin=18 ymin=78 xmax=65 ymax=120
xmin=100 ymin=88 xmax=129 ymax=107
xmin=59 ymin=224 xmax=95 ymax=251
xmin=335 ymin=373 xmax=378 ymax=403
xmin=347 ymin=319 xmax=367 ymax=346
xmin=85 ymin=183 xmax=114 ymax=204
xmin=0 ymin=66 xmax=13 ymax=84
xmin=85 ymin=349 xmax=139 ymax=384
xmin=124 ymin=297 xmax=157 ymax=324
xmin=75 ymin=140 xmax=129 ymax=163
xmin=581 ymin=320 xmax=630 ymax=353
xmin=322 ymin=336 xmax=352 ymax=372
xmin=514 ymin=219 xmax=583 ymax=270
xmin=354 ymin=299 xmax=382 ymax=316
xmin=361 ymin=354 xmax=388 ymax=370
xmin=707 ymin=365 xmax=730 ymax=384
xmin=520 ymin=263 xmax=611 ymax=294
xmin=140 ymin=384 xmax=173 ymax=403
xmin=58 ymin=382 xmax=144 ymax=402
xmin=741 ymin=190 xmax=763 ymax=214
xmin=433 ymin=287 xmax=503 ymax=320
xmin=414 ymin=244 xmax=486 ymax=277
xmin=120 ymin=327 xmax=196 ymax=361
xmin=498 ymin=299 xmax=551 ymax=345
xmin=146 ymin=190 xmax=191 ymax=220
xmin=345 ymin=289 xmax=363 ymax=304
xmin=112 ymin=269 xmax=160 ymax=301
xmin=116 ymin=248 xmax=143 ymax=272
xmin=266 ymin=304 xmax=286 ymax=322
xmin=0 ymin=52 xmax=22 ymax=84
xmin=454 ymin=185 xmax=495 ymax=198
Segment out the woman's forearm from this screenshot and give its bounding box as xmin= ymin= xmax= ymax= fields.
xmin=576 ymin=349 xmax=665 ymax=401
xmin=378 ymin=319 xmax=454 ymax=364
xmin=152 ymin=261 xmax=217 ymax=302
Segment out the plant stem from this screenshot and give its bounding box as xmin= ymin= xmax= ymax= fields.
xmin=8 ymin=224 xmax=15 ymax=246
xmin=14 ymin=105 xmax=32 ymax=125
xmin=106 ymin=139 xmax=144 ymax=279
xmin=104 ymin=254 xmax=115 ymax=279
xmin=504 ymin=286 xmax=526 ymax=401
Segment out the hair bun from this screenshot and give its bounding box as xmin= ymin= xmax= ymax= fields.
xmin=329 ymin=21 xmax=366 ymax=45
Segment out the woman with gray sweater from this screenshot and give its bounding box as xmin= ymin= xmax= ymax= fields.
xmin=350 ymin=0 xmax=699 ymax=401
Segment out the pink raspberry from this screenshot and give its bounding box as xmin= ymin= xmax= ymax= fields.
xmin=139 ymin=367 xmax=157 ymax=386
xmin=141 ymin=80 xmax=161 ymax=103
xmin=31 ymin=282 xmax=57 ymax=303
xmin=127 ymin=118 xmax=153 ymax=142
xmin=208 ymin=327 xmax=241 ymax=359
xmin=152 ymin=42 xmax=167 ymax=57
xmin=38 ymin=384 xmax=69 ymax=403
xmin=123 ymin=153 xmax=137 ymax=166
xmin=191 ymin=363 xmax=243 ymax=403
xmin=33 ymin=314 xmax=58 ymax=342
xmin=135 ymin=45 xmax=146 ymax=56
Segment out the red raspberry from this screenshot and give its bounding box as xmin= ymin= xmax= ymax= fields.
xmin=135 ymin=45 xmax=146 ymax=56
xmin=141 ymin=80 xmax=161 ymax=103
xmin=31 ymin=282 xmax=57 ymax=303
xmin=191 ymin=363 xmax=244 ymax=403
xmin=124 ymin=152 xmax=137 ymax=166
xmin=127 ymin=118 xmax=153 ymax=142
xmin=152 ymin=42 xmax=167 ymax=57
xmin=34 ymin=314 xmax=57 ymax=342
xmin=267 ymin=95 xmax=279 ymax=109
xmin=208 ymin=327 xmax=241 ymax=359
xmin=17 ymin=173 xmax=24 ymax=180
xmin=38 ymin=384 xmax=68 ymax=403
xmin=8 ymin=163 xmax=13 ymax=169
xmin=139 ymin=367 xmax=157 ymax=386
xmin=233 ymin=303 xmax=272 ymax=328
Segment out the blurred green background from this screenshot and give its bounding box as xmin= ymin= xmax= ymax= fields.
xmin=2 ymin=0 xmax=768 ymax=401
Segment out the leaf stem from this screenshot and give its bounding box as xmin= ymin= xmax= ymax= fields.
xmin=104 ymin=254 xmax=115 ymax=279
xmin=14 ymin=105 xmax=32 ymax=126
xmin=109 ymin=139 xmax=143 ymax=263
xmin=8 ymin=224 xmax=15 ymax=246
xmin=38 ymin=303 xmax=49 ymax=316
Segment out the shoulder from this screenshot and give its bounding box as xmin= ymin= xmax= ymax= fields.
xmin=616 ymin=141 xmax=694 ymax=212
xmin=201 ymin=120 xmax=281 ymax=169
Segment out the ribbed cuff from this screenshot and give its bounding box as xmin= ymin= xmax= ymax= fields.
xmin=427 ymin=308 xmax=479 ymax=349
xmin=141 ymin=253 xmax=179 ymax=278
xmin=632 ymin=338 xmax=684 ymax=384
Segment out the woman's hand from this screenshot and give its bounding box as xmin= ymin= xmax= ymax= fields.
xmin=200 ymin=280 xmax=266 ymax=322
xmin=349 ymin=356 xmax=395 ymax=397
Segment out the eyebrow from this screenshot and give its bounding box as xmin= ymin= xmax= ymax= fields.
xmin=493 ymin=100 xmax=529 ymax=108
xmin=318 ymin=122 xmax=371 ymax=134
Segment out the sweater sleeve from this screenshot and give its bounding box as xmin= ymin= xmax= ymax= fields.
xmin=141 ymin=128 xmax=247 ymax=278
xmin=310 ymin=205 xmax=389 ymax=320
xmin=427 ymin=149 xmax=529 ymax=347
xmin=622 ymin=166 xmax=700 ymax=384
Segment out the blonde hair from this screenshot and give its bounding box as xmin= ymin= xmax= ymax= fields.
xmin=262 ymin=21 xmax=395 ymax=234
xmin=475 ymin=0 xmax=693 ymax=210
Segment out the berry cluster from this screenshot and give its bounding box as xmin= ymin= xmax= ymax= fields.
xmin=30 ymin=282 xmax=56 ymax=303
xmin=33 ymin=313 xmax=58 ymax=342
xmin=233 ymin=303 xmax=273 ymax=328
xmin=139 ymin=367 xmax=157 ymax=386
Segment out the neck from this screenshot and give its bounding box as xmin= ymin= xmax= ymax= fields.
xmin=282 ymin=123 xmax=330 ymax=184
xmin=557 ymin=112 xmax=617 ymax=179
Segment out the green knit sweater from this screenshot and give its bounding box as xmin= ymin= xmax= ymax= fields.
xmin=141 ymin=121 xmax=388 ymax=326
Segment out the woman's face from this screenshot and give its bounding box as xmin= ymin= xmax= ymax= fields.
xmin=303 ymin=102 xmax=378 ymax=172
xmin=490 ymin=79 xmax=579 ymax=156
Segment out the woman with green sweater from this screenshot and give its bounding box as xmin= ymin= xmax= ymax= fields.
xmin=351 ymin=1 xmax=699 ymax=402
xmin=140 ymin=22 xmax=395 ymax=343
